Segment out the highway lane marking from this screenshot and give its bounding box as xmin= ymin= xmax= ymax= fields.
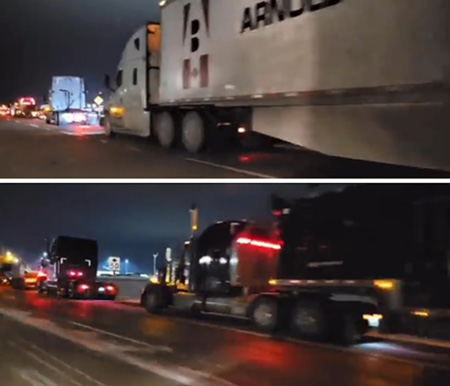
xmin=0 ymin=308 xmax=236 ymax=386
xmin=16 ymin=368 xmax=60 ymax=386
xmin=21 ymin=339 xmax=108 ymax=386
xmin=28 ymin=123 xmax=40 ymax=128
xmin=185 ymin=158 xmax=275 ymax=178
xmin=128 ymin=145 xmax=141 ymax=152
xmin=70 ymin=321 xmax=173 ymax=353
xmin=8 ymin=341 xmax=86 ymax=386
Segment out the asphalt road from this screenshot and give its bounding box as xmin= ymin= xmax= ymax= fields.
xmin=0 ymin=287 xmax=449 ymax=386
xmin=1 ymin=117 xmax=449 ymax=178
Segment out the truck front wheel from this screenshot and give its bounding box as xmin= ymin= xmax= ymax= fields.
xmin=103 ymin=117 xmax=116 ymax=138
xmin=182 ymin=111 xmax=206 ymax=153
xmin=144 ymin=290 xmax=162 ymax=314
xmin=250 ymin=297 xmax=279 ymax=333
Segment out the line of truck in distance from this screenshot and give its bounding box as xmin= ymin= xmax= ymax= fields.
xmin=104 ymin=0 xmax=450 ymax=171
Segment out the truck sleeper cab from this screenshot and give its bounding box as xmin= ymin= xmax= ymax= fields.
xmin=141 ymin=220 xmax=380 ymax=344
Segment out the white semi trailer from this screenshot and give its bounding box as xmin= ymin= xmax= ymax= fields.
xmin=105 ymin=0 xmax=450 ymax=170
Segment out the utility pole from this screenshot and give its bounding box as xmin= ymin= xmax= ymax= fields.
xmin=190 ymin=204 xmax=198 ymax=238
xmin=152 ymin=253 xmax=158 ymax=275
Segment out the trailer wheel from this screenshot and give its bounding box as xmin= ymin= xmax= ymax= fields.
xmin=250 ymin=297 xmax=279 ymax=333
xmin=333 ymin=313 xmax=363 ymax=345
xmin=182 ymin=111 xmax=206 ymax=153
xmin=290 ymin=300 xmax=327 ymax=341
xmin=155 ymin=111 xmax=177 ymax=148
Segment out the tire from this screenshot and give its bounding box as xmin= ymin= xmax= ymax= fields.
xmin=103 ymin=117 xmax=115 ymax=138
xmin=54 ymin=112 xmax=60 ymax=126
xmin=334 ymin=313 xmax=363 ymax=345
xmin=250 ymin=297 xmax=279 ymax=333
xmin=67 ymin=282 xmax=76 ymax=299
xmin=155 ymin=111 xmax=176 ymax=148
xmin=57 ymin=286 xmax=68 ymax=299
xmin=37 ymin=282 xmax=45 ymax=294
xmin=144 ymin=290 xmax=161 ymax=314
xmin=290 ymin=300 xmax=328 ymax=341
xmin=182 ymin=111 xmax=206 ymax=153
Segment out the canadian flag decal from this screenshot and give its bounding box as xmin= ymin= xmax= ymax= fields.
xmin=182 ymin=0 xmax=210 ymax=89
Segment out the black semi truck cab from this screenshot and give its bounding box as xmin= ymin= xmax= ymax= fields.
xmin=39 ymin=236 xmax=117 ymax=300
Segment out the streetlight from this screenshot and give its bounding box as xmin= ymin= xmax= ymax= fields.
xmin=152 ymin=253 xmax=158 ymax=275
xmin=125 ymin=259 xmax=129 ymax=274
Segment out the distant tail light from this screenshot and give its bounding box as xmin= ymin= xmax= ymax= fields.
xmin=105 ymin=285 xmax=116 ymax=293
xmin=237 ymin=127 xmax=247 ymax=134
xmin=78 ymin=284 xmax=90 ymax=292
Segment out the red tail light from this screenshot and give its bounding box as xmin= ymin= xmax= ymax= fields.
xmin=78 ymin=284 xmax=90 ymax=292
xmin=236 ymin=237 xmax=282 ymax=250
xmin=105 ymin=285 xmax=115 ymax=293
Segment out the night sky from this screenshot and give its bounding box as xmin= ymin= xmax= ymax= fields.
xmin=0 ymin=184 xmax=344 ymax=271
xmin=0 ymin=0 xmax=161 ymax=102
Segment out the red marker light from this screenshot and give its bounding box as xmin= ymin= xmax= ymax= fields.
xmin=67 ymin=270 xmax=76 ymax=277
xmin=77 ymin=271 xmax=84 ymax=277
xmin=236 ymin=237 xmax=281 ymax=250
xmin=106 ymin=285 xmax=115 ymax=293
